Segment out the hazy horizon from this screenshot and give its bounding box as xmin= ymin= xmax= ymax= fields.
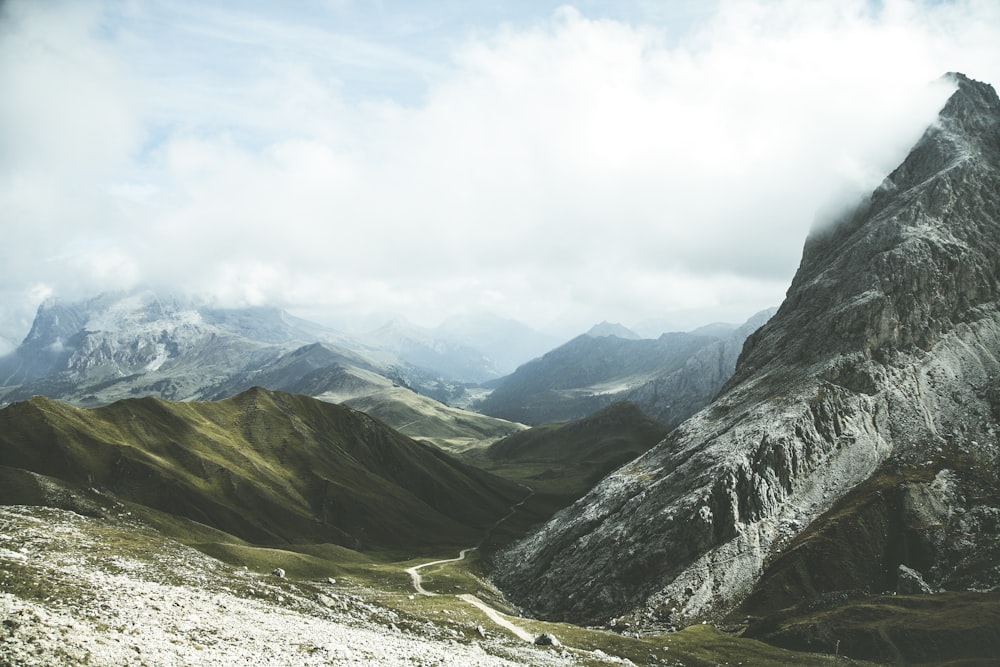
xmin=3 ymin=0 xmax=1000 ymax=353
xmin=6 ymin=284 xmax=770 ymax=346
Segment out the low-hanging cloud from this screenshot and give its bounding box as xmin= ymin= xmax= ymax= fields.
xmin=1 ymin=0 xmax=999 ymax=350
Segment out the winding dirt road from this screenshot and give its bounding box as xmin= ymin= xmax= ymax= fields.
xmin=405 ymin=489 xmax=538 ymax=643
xmin=404 ymin=548 xmax=475 ymax=597
xmin=458 ymin=593 xmax=536 ymax=642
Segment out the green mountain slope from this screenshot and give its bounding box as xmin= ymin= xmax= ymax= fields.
xmin=463 ymin=401 xmax=668 ymax=502
xmin=343 ymin=386 xmax=525 ymax=454
xmin=0 ymin=387 xmax=525 ymax=551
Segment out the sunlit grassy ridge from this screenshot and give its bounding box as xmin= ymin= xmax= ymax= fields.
xmin=0 ymin=387 xmax=525 ymax=551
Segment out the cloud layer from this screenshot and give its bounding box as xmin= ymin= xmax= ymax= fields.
xmin=2 ymin=0 xmax=1000 ymax=350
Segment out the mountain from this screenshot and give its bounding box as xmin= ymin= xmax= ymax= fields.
xmin=201 ymin=341 xmax=396 ymax=402
xmin=197 ymin=339 xmax=525 ymax=450
xmin=622 ymin=308 xmax=775 ymax=425
xmin=586 ymin=322 xmax=641 ymax=339
xmin=0 ymin=291 xmax=335 ymax=406
xmin=464 ymin=401 xmax=669 ymax=502
xmin=342 ymin=387 xmax=525 ymax=453
xmin=0 ymin=387 xmax=526 ymax=551
xmin=688 ymin=321 xmax=739 ymax=339
xmin=0 ymin=291 xmax=518 ymax=406
xmin=492 ymin=73 xmax=1000 ymax=662
xmin=0 ymin=292 xmax=527 ymax=453
xmin=476 ymin=309 xmax=773 ymax=427
xmin=363 ymin=318 xmax=503 ymax=383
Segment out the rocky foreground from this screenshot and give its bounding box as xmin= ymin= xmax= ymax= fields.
xmin=0 ymin=505 xmax=584 ymax=667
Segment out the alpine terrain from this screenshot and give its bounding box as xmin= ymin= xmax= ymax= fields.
xmin=0 ymin=291 xmax=526 ymax=449
xmin=477 ymin=308 xmax=774 ymax=428
xmin=493 ymin=73 xmax=1000 ymax=663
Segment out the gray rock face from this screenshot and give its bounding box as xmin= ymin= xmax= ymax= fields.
xmin=0 ymin=291 xmax=478 ymax=411
xmin=897 ymin=564 xmax=934 ymax=595
xmin=0 ymin=292 xmax=315 ymax=405
xmin=493 ymin=73 xmax=1000 ymax=627
xmin=622 ymin=308 xmax=775 ymax=426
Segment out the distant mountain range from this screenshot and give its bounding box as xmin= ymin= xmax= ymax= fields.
xmin=366 ymin=314 xmax=561 ymax=382
xmin=475 ymin=308 xmax=775 ymax=427
xmin=0 ymin=292 xmax=540 ymax=449
xmin=0 ymin=291 xmax=558 ymax=403
xmin=0 ymin=289 xmax=776 ymax=456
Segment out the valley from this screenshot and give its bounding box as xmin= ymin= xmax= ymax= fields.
xmin=0 ymin=478 xmax=872 ymax=667
xmin=3 ymin=72 xmax=1000 ymax=667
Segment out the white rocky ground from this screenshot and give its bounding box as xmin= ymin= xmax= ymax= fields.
xmin=0 ymin=505 xmax=588 ymax=667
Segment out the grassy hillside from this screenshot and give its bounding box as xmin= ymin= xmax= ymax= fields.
xmin=343 ymin=385 xmax=525 ymax=453
xmin=462 ymin=401 xmax=668 ymax=502
xmin=0 ymin=387 xmax=526 ymax=552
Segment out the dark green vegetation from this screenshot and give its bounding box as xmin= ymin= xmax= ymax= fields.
xmin=0 ymin=387 xmax=526 ymax=552
xmin=462 ymin=401 xmax=668 ymax=503
xmin=745 ymin=592 xmax=1000 ymax=666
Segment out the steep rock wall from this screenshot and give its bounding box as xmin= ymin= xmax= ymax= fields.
xmin=494 ymin=74 xmax=1000 ymax=627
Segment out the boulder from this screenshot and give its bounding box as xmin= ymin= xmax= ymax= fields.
xmin=533 ymin=633 xmax=561 ymax=647
xmin=897 ymin=564 xmax=934 ymax=595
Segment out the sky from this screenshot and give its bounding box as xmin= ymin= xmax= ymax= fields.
xmin=2 ymin=0 xmax=1000 ymax=352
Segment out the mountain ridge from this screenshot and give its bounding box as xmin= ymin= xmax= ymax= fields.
xmin=477 ymin=308 xmax=774 ymax=427
xmin=492 ymin=73 xmax=1000 ymax=639
xmin=0 ymin=387 xmax=526 ymax=551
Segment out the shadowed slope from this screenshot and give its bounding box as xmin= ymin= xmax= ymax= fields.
xmin=465 ymin=402 xmax=668 ymax=502
xmin=0 ymin=387 xmax=525 ymax=551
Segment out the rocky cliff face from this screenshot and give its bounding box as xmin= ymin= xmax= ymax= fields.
xmin=623 ymin=308 xmax=775 ymax=427
xmin=0 ymin=291 xmax=461 ymax=409
xmin=0 ymin=292 xmax=291 ymax=404
xmin=493 ymin=73 xmax=1000 ymax=629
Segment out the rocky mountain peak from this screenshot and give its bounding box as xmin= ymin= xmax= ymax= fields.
xmin=939 ymin=72 xmax=1000 ymax=141
xmin=586 ymin=321 xmax=641 ymax=340
xmin=493 ymin=74 xmax=1000 ymax=630
xmin=729 ymin=73 xmax=1000 ymax=388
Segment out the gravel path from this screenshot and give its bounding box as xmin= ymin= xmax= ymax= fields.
xmin=457 ymin=594 xmax=536 ymax=643
xmin=405 ymin=548 xmax=476 ymax=597
xmin=404 ymin=487 xmax=542 ymax=645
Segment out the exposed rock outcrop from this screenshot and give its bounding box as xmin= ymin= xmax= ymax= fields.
xmin=493 ymin=73 xmax=1000 ymax=629
xmin=897 ymin=564 xmax=934 ymax=595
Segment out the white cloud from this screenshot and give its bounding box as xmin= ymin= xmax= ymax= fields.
xmin=2 ymin=0 xmax=1000 ymax=345
xmin=0 ymin=2 xmax=139 ymax=175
